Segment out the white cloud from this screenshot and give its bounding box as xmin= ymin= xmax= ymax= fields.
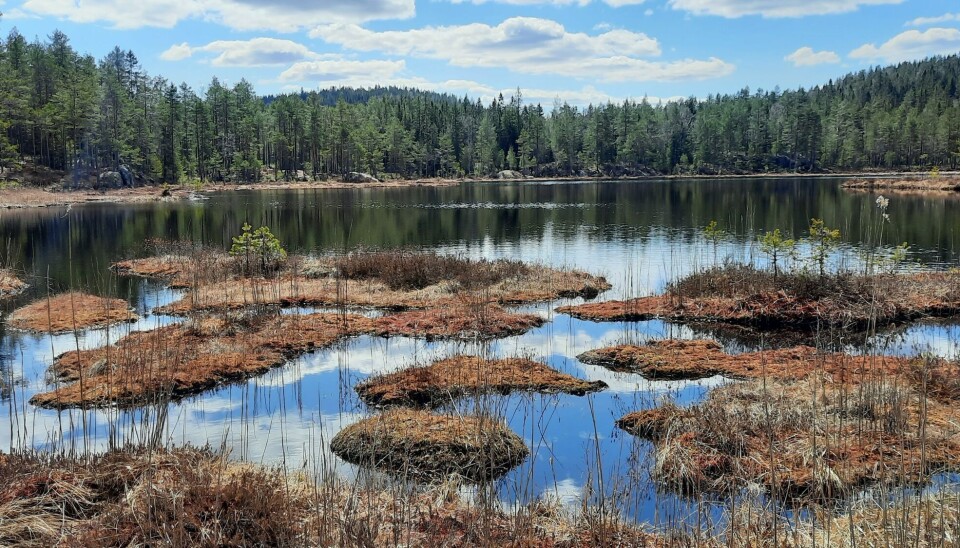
xmin=160 ymin=42 xmax=193 ymax=61
xmin=310 ymin=17 xmax=734 ymax=83
xmin=907 ymin=13 xmax=960 ymax=27
xmin=162 ymin=38 xmax=323 ymax=66
xmin=20 ymin=0 xmax=414 ymax=31
xmin=669 ymin=0 xmax=903 ymax=18
xmin=279 ymin=59 xmax=409 ymax=86
xmin=850 ymin=27 xmax=960 ymax=63
xmin=785 ymin=46 xmax=841 ymax=66
xmin=443 ymin=0 xmax=646 ymax=5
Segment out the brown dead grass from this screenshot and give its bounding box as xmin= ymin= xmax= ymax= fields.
xmin=0 ymin=446 xmax=663 ymax=548
xmin=7 ymin=292 xmax=138 ymax=333
xmin=370 ymin=304 xmax=546 ymax=341
xmin=559 ymin=265 xmax=960 ymax=333
xmin=843 ymin=177 xmax=960 ymax=193
xmin=0 ymin=269 xmax=27 ymax=297
xmin=578 ymin=340 xmax=909 ymax=381
xmin=30 ymin=312 xmax=376 ymax=408
xmin=330 ymin=409 xmax=529 ymax=483
xmin=121 ymin=251 xmax=609 ymax=313
xmin=356 ymin=355 xmax=607 ymax=407
xmin=618 ymin=359 xmax=960 ymax=504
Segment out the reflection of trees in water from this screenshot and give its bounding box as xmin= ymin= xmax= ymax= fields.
xmin=2 ymin=179 xmax=959 ymax=294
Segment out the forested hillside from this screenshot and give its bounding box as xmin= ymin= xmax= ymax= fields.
xmin=1 ymin=28 xmax=959 ymax=184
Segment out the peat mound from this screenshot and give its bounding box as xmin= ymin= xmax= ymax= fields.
xmin=578 ymin=339 xmax=909 ymax=381
xmin=617 ymin=364 xmax=960 ymax=504
xmin=7 ymin=292 xmax=138 ymax=333
xmin=330 ymin=409 xmax=529 ymax=483
xmin=559 ymin=266 xmax=960 ymax=333
xmin=31 ymin=312 xmax=375 ymax=408
xmin=370 ymin=305 xmax=546 ymax=341
xmin=356 ymin=355 xmax=607 ymax=407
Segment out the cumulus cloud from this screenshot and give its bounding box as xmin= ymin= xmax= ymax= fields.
xmin=850 ymin=27 xmax=960 ymax=63
xmin=161 ymin=38 xmax=322 ymax=66
xmin=309 ymin=17 xmax=734 ymax=83
xmin=785 ymin=46 xmax=840 ymax=66
xmin=669 ymin=0 xmax=903 ymax=18
xmin=20 ymin=0 xmax=414 ymax=31
xmin=907 ymin=13 xmax=960 ymax=27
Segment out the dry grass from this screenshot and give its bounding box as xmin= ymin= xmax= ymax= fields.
xmin=370 ymin=304 xmax=546 ymax=341
xmin=618 ymin=362 xmax=960 ymax=504
xmin=559 ymin=265 xmax=960 ymax=332
xmin=0 ymin=269 xmax=27 ymax=297
xmin=356 ymin=355 xmax=608 ymax=407
xmin=843 ymin=177 xmax=960 ymax=193
xmin=7 ymin=292 xmax=138 ymax=333
xmin=578 ymin=340 xmax=909 ymax=381
xmin=330 ymin=409 xmax=529 ymax=483
xmin=31 ymin=312 xmax=376 ymax=408
xmin=0 ymin=446 xmax=664 ymax=547
xmin=121 ymin=250 xmax=610 ymax=313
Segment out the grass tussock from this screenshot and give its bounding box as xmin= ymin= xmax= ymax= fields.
xmin=0 ymin=269 xmax=27 ymax=297
xmin=370 ymin=303 xmax=546 ymax=341
xmin=335 ymin=251 xmax=531 ymax=291
xmin=356 ymin=355 xmax=607 ymax=407
xmin=577 ymin=339 xmax=909 ymax=381
xmin=0 ymin=447 xmax=315 ymax=547
xmin=30 ymin=312 xmax=376 ymax=408
xmin=122 ymin=248 xmax=609 ymax=314
xmin=559 ymin=264 xmax=960 ymax=332
xmin=330 ymin=409 xmax=529 ymax=483
xmin=7 ymin=292 xmax=138 ymax=333
xmin=618 ymin=362 xmax=960 ymax=504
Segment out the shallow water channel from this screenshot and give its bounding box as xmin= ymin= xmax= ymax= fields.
xmin=2 ymin=177 xmax=959 ymax=529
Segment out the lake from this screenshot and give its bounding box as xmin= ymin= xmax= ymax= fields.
xmin=1 ymin=177 xmax=959 ymax=530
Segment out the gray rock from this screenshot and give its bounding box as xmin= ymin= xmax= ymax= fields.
xmin=343 ymin=172 xmax=379 ymax=183
xmin=296 ymin=170 xmax=308 ymax=182
xmin=497 ymin=170 xmax=523 ymax=179
xmin=98 ymin=171 xmax=123 ymax=188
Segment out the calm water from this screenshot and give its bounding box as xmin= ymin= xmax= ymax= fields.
xmin=1 ymin=177 xmax=959 ymax=529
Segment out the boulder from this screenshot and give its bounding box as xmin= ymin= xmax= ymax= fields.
xmin=497 ymin=170 xmax=523 ymax=179
xmin=98 ymin=171 xmax=123 ymax=188
xmin=295 ymin=170 xmax=308 ymax=182
xmin=343 ymin=172 xmax=379 ymax=183
xmin=118 ymin=165 xmax=134 ymax=187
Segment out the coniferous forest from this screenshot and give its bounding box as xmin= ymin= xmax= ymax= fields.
xmin=2 ymin=28 xmax=960 ymax=184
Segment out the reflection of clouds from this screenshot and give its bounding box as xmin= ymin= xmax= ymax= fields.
xmin=544 ymin=477 xmax=583 ymax=507
xmin=878 ymin=325 xmax=960 ymax=359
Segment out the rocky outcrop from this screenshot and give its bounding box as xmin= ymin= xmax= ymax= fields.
xmin=343 ymin=172 xmax=379 ymax=183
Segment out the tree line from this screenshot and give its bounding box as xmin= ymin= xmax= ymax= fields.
xmin=1 ymin=27 xmax=959 ymax=184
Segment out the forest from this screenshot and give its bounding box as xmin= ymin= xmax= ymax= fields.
xmin=1 ymin=27 xmax=959 ymax=184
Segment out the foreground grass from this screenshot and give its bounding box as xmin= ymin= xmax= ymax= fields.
xmin=0 ymin=447 xmax=663 ymax=547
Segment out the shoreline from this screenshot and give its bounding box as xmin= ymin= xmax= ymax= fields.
xmin=2 ymin=170 xmax=958 ymax=209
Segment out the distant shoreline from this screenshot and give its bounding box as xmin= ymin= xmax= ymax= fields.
xmin=2 ymin=170 xmax=958 ymax=209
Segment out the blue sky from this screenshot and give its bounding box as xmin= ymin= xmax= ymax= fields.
xmin=2 ymin=0 xmax=960 ymax=106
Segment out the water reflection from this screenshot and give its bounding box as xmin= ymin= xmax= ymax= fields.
xmin=1 ymin=178 xmax=959 ymax=528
